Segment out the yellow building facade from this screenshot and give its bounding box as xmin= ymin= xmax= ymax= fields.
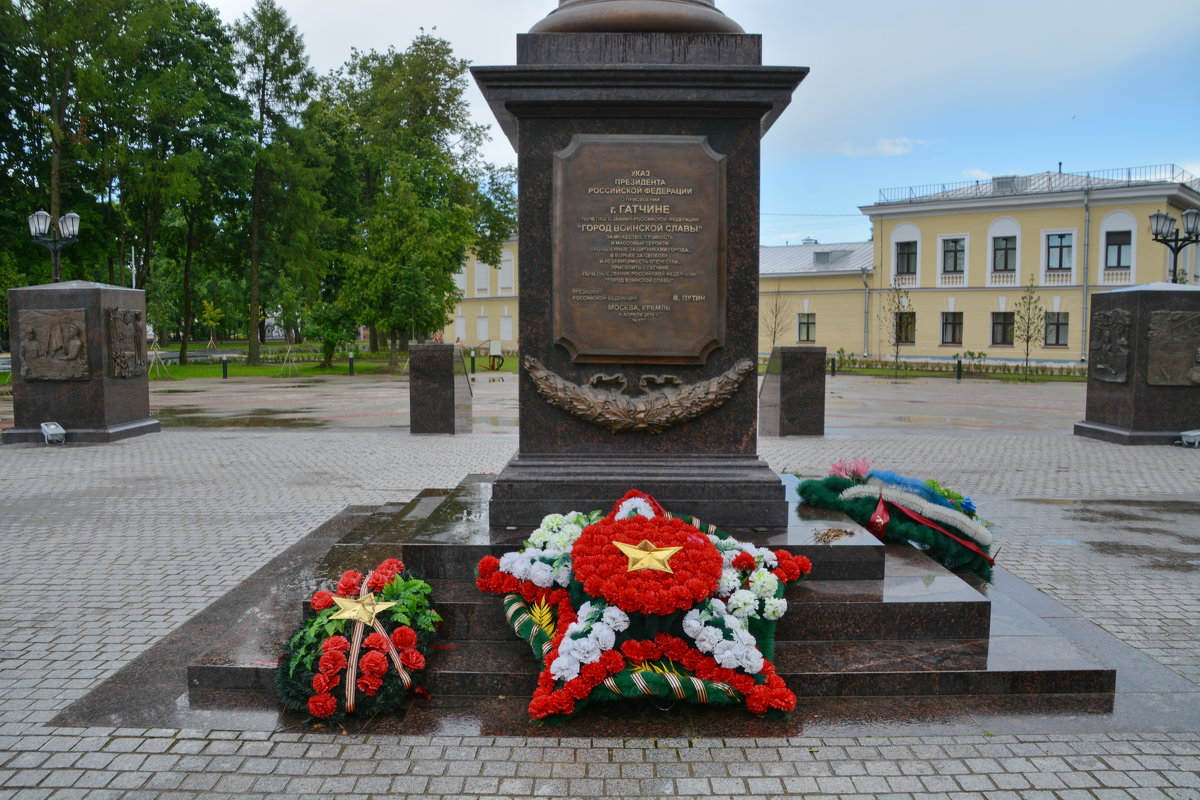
xmin=445 ymin=236 xmax=520 ymax=354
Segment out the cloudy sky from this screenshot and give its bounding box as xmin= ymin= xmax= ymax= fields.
xmin=206 ymin=0 xmax=1200 ymax=245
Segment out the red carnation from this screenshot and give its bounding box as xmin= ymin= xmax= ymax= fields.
xmin=307 ymin=692 xmax=338 ymax=718
xmin=318 ymin=650 xmax=347 ymax=676
xmin=795 ymin=555 xmax=812 ymax=575
xmin=321 ymin=636 xmax=350 ymax=653
xmin=366 ymin=558 xmax=404 ymax=592
xmin=391 ymin=626 xmax=417 ymax=650
xmin=732 ymin=552 xmax=756 ymax=571
xmin=310 ymin=590 xmax=334 ymax=612
xmin=359 ymin=650 xmax=388 ymax=678
xmin=363 ymin=632 xmax=389 ymax=651
xmin=356 ymin=674 xmax=383 ymax=696
xmin=477 ymin=555 xmax=500 ymax=579
xmin=400 ymin=649 xmax=425 ymax=670
xmin=745 ymin=685 xmax=771 ymax=715
xmin=335 ymin=570 xmax=364 ymax=597
xmin=571 ymin=514 xmax=721 ymax=615
xmin=311 ymin=672 xmax=339 ymax=694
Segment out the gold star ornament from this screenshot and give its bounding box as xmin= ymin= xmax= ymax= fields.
xmin=613 ymin=539 xmax=682 ymax=573
xmin=329 ymin=592 xmax=397 ymax=625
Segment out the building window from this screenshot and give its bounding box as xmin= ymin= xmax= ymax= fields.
xmin=476 ymin=315 xmax=489 ymax=342
xmin=895 ymin=241 xmax=917 ymax=275
xmin=894 ymin=311 xmax=915 ymax=345
xmin=941 ymin=312 xmax=963 ymax=345
xmin=1105 ymin=231 xmax=1131 ymax=269
xmin=1046 ymin=233 xmax=1073 ymax=270
xmin=991 ymin=312 xmax=1014 ymax=345
xmin=500 ymin=315 xmax=513 ymax=341
xmin=941 ymin=238 xmax=965 ymax=273
xmin=992 ymin=236 xmax=1016 ymax=272
xmin=796 ymin=313 xmax=815 ymax=342
xmin=1045 ymin=312 xmax=1069 ymax=347
xmin=475 ymin=262 xmax=491 ymax=295
xmin=499 ymin=251 xmax=515 ymax=294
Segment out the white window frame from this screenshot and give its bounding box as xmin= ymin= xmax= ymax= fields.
xmin=1040 ymin=228 xmax=1077 ymax=286
xmin=475 ymin=261 xmax=491 ymax=296
xmin=937 ymin=233 xmax=969 ymax=288
xmin=1098 ymin=210 xmax=1137 ymax=286
xmin=499 ymin=250 xmax=515 ymax=296
xmin=986 ymin=217 xmax=1021 ymax=287
xmin=889 ymin=223 xmax=921 ymax=287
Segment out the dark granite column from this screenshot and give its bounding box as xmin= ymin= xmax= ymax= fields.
xmin=474 ymin=2 xmax=806 ymax=527
xmin=4 ymin=281 xmax=160 ymax=444
xmin=1074 ymin=285 xmax=1200 ymax=445
xmin=409 ymin=344 xmax=473 ymax=434
xmin=760 ymin=346 xmax=826 ymax=437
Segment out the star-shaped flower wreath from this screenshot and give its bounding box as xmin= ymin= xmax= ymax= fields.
xmin=476 ymin=490 xmax=812 ymax=722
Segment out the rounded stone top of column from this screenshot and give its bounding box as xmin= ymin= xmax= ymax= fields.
xmin=529 ymin=0 xmax=745 ymax=34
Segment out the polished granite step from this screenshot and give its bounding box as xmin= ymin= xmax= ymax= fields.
xmin=184 ymin=474 xmax=1110 ymax=709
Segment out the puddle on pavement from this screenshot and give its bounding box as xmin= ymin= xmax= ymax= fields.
xmin=152 ymin=389 xmax=205 ymax=394
xmin=153 ymin=407 xmax=326 ymax=428
xmin=1087 ymin=541 xmax=1199 ymax=572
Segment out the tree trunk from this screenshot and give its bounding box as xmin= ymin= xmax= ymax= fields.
xmin=179 ymin=214 xmax=196 ymax=366
xmin=369 ymin=325 xmax=379 ymax=352
xmin=247 ymin=155 xmax=264 ymax=365
xmin=388 ymin=329 xmax=399 ymax=370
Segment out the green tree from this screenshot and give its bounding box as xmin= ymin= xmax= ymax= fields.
xmin=305 ymin=301 xmax=355 ymax=368
xmin=1014 ymin=275 xmax=1044 ymax=381
xmin=323 ymin=35 xmax=516 ymax=368
xmin=878 ymin=280 xmax=912 ymax=379
xmin=233 ymin=0 xmax=315 ymax=365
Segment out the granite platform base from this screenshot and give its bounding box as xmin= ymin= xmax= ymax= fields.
xmin=54 ymin=477 xmax=1200 ymax=737
xmin=2 ymin=417 xmax=160 ymax=445
xmin=489 ymin=454 xmax=788 ymax=529
xmin=1073 ymin=419 xmax=1187 ymax=446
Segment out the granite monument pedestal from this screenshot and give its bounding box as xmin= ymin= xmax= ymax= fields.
xmin=474 ymin=4 xmax=806 ymax=529
xmin=759 ymin=345 xmax=826 ymax=436
xmin=4 ymin=281 xmax=159 ymax=444
xmin=408 ymin=344 xmax=472 ymax=434
xmin=1074 ymin=284 xmax=1200 ymax=445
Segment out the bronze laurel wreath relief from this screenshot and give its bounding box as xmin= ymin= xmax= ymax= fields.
xmin=523 ymin=356 xmax=755 ymax=434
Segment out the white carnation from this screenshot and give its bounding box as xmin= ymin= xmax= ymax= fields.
xmin=527 ymin=561 xmax=554 ymax=587
xmin=748 ymin=569 xmax=779 ymax=599
xmin=498 ymin=551 xmax=523 ymax=575
xmin=540 ymin=513 xmax=567 ymax=532
xmin=590 ymin=623 xmax=616 ymax=651
xmin=550 ymin=653 xmax=580 ymax=682
xmin=728 ymin=589 xmax=758 ymax=618
xmin=738 ymin=648 xmax=765 ymax=674
xmin=551 ymin=564 xmax=572 ymax=587
xmin=694 ymin=626 xmax=723 ymax=653
xmin=713 ymin=640 xmax=740 ymax=669
xmin=717 ymin=568 xmax=742 ymax=597
xmin=761 ymin=597 xmax=787 ymax=621
xmin=573 ymin=637 xmax=601 ymax=664
xmin=601 ymin=606 xmax=629 ymax=632
xmin=615 ymin=497 xmax=655 ymax=519
xmin=682 ymin=610 xmax=704 ymax=638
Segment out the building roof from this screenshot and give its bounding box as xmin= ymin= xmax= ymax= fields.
xmin=870 ymin=164 xmax=1199 ymax=207
xmin=759 ymin=241 xmax=873 ymax=276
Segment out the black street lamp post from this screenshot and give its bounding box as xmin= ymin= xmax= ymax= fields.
xmin=1149 ymin=208 xmax=1200 ymax=284
xmin=26 ymin=209 xmax=81 ymax=283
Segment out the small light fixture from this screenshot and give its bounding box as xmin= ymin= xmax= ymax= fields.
xmin=27 ymin=209 xmax=50 ymax=238
xmin=57 ymin=211 xmax=80 ymax=239
xmin=40 ymin=422 xmax=66 ymax=445
xmin=1182 ymin=208 xmax=1200 ymax=237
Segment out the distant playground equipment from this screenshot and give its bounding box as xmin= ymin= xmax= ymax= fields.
xmin=480 ymin=340 xmax=505 ymax=371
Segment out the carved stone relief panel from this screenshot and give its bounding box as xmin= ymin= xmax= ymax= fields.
xmin=106 ymin=307 xmax=148 ymax=378
xmin=16 ymin=308 xmax=90 ymax=381
xmin=1090 ymin=309 xmax=1131 ymax=384
xmin=1147 ymin=310 xmax=1200 ymax=386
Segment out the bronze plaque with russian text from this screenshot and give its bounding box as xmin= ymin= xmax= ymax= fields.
xmin=553 ymin=134 xmax=726 ymax=364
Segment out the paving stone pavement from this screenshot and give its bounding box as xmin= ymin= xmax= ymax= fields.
xmin=0 ymin=375 xmax=1198 ymax=798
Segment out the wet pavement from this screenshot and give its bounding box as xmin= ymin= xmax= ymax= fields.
xmin=0 ymin=373 xmax=1198 ymax=798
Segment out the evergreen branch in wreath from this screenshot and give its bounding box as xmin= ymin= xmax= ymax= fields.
xmin=523 ymin=356 xmax=755 ymax=434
